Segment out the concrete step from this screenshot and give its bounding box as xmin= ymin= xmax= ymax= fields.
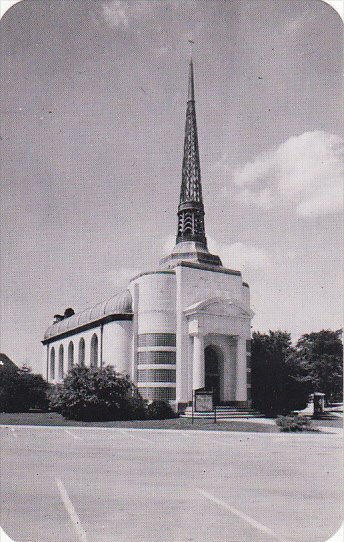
xmin=181 ymin=407 xmax=264 ymax=419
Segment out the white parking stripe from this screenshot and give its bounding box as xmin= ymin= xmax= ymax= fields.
xmin=56 ymin=477 xmax=88 ymax=542
xmin=10 ymin=428 xmax=18 ymax=439
xmin=119 ymin=429 xmax=153 ymax=443
xmin=196 ymin=488 xmax=288 ymax=542
xmin=64 ymin=429 xmax=83 ymax=441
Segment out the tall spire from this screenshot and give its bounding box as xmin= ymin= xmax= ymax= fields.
xmin=160 ymin=59 xmax=222 ymax=269
xmin=176 ymin=58 xmax=206 ymax=247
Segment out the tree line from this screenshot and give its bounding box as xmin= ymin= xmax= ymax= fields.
xmin=0 ymin=329 xmax=342 ymax=419
xmin=251 ymin=329 xmax=343 ymax=415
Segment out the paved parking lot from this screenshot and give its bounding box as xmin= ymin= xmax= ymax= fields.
xmin=1 ymin=425 xmax=342 ymax=542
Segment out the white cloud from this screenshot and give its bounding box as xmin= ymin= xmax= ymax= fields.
xmin=160 ymin=234 xmax=270 ymax=271
xmin=231 ymin=131 xmax=343 ymax=217
xmin=161 ymin=234 xmax=176 ymax=255
xmin=101 ymin=0 xmax=198 ymax=30
xmin=208 ymin=237 xmax=271 ymax=271
xmin=109 ymin=267 xmax=143 ymax=288
xmin=102 ymin=1 xmax=153 ymax=29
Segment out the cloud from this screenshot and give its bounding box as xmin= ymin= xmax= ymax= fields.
xmin=161 ymin=234 xmax=176 ymax=256
xmin=230 ymin=131 xmax=343 ymax=217
xmin=160 ymin=234 xmax=270 ymax=271
xmin=101 ymin=1 xmax=153 ymax=29
xmin=109 ymin=267 xmax=143 ymax=288
xmin=207 ymin=238 xmax=271 ymax=271
xmin=101 ymin=0 xmax=198 ymax=30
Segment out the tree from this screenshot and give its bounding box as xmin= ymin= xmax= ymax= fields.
xmin=49 ymin=365 xmax=147 ymax=421
xmin=251 ymin=331 xmax=308 ymax=416
xmin=0 ymin=366 xmax=50 ymax=412
xmin=290 ymin=330 xmax=343 ymax=403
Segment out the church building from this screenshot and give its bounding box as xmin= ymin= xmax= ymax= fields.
xmin=43 ymin=60 xmax=254 ymax=411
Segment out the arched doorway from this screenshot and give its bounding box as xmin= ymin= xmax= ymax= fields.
xmin=205 ymin=346 xmax=221 ymax=405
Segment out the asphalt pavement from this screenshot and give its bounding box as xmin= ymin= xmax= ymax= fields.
xmin=0 ymin=425 xmax=342 ymax=542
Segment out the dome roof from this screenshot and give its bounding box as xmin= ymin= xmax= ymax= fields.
xmin=44 ymin=290 xmax=132 ymax=340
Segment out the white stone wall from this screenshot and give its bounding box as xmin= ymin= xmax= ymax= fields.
xmin=102 ymin=320 xmax=132 ymax=375
xmin=129 ymin=272 xmax=177 ymax=401
xmin=131 ymin=272 xmax=176 ymax=334
xmin=46 ymin=320 xmax=132 ymax=383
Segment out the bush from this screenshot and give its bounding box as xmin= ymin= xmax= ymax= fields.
xmin=126 ymin=394 xmax=148 ymax=420
xmin=276 ymin=415 xmax=312 ymax=432
xmin=0 ymin=367 xmax=50 ymax=412
xmin=49 ymin=365 xmax=146 ymax=421
xmin=146 ymin=400 xmax=177 ymax=420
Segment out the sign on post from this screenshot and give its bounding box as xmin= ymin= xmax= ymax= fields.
xmin=195 ymin=390 xmax=213 ymax=412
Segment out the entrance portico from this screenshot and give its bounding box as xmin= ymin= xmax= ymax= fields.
xmin=184 ymin=297 xmax=254 ymax=406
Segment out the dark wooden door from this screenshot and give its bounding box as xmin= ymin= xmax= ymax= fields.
xmin=205 ymin=346 xmax=220 ymax=405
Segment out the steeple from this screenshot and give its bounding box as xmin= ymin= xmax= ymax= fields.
xmin=176 ymin=58 xmax=206 ymax=247
xmin=160 ymin=59 xmax=222 ymax=269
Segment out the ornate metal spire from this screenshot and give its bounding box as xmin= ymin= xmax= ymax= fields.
xmin=160 ymin=58 xmax=222 ymax=269
xmin=176 ymin=59 xmax=207 ymax=247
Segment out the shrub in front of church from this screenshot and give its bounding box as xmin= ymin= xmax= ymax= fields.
xmin=276 ymin=415 xmax=312 ymax=432
xmin=146 ymin=400 xmax=177 ymax=420
xmin=49 ymin=365 xmax=146 ymax=421
xmin=0 ymin=367 xmax=50 ymax=412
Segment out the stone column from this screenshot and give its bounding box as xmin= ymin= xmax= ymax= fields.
xmin=193 ymin=333 xmax=205 ymax=390
xmin=235 ymin=337 xmax=247 ymax=402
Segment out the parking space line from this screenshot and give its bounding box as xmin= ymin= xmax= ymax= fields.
xmin=196 ymin=488 xmax=288 ymax=542
xmin=64 ymin=429 xmax=83 ymax=441
xmin=119 ymin=429 xmax=153 ymax=443
xmin=10 ymin=428 xmax=18 ymax=439
xmin=55 ymin=477 xmax=88 ymax=542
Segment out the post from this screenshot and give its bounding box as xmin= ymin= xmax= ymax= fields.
xmin=191 ymin=390 xmax=194 ymax=425
xmin=100 ymin=324 xmax=104 ymax=367
xmin=193 ymin=333 xmax=205 ymax=391
xmin=46 ymin=344 xmax=49 ymax=382
xmin=236 ymin=337 xmax=247 ymax=403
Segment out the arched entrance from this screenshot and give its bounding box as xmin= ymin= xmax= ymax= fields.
xmin=205 ymin=346 xmax=221 ymax=405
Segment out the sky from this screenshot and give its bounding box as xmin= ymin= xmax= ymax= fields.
xmin=1 ymin=0 xmax=343 ymax=374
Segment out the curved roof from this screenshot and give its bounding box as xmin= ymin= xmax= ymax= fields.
xmin=44 ymin=290 xmax=132 ymax=340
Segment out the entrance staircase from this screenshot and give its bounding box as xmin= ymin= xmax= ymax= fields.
xmin=181 ymin=405 xmax=264 ymax=419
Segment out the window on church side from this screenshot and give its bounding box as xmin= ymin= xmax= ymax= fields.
xmin=139 ymin=387 xmax=176 ymax=400
xmin=50 ymin=347 xmax=55 ymax=380
xmin=138 ymin=333 xmax=176 ymax=347
xmin=78 ymin=338 xmax=85 ymax=366
xmin=58 ymin=344 xmax=64 ymax=380
xmin=90 ymin=334 xmax=98 ymax=368
xmin=138 ymin=351 xmax=176 ymax=365
xmin=68 ymin=341 xmax=74 ymax=372
xmin=138 ymin=369 xmax=176 ymax=383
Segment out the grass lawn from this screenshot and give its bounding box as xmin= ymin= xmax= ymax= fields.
xmin=0 ymin=411 xmax=282 ymax=432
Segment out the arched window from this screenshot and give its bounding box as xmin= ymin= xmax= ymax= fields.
xmin=50 ymin=347 xmax=55 ymax=380
xmin=68 ymin=341 xmax=74 ymax=371
xmin=90 ymin=334 xmax=98 ymax=368
xmin=78 ymin=338 xmax=85 ymax=366
xmin=58 ymin=344 xmax=64 ymax=380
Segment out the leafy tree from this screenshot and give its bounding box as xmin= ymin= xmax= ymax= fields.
xmin=251 ymin=331 xmax=308 ymax=416
xmin=290 ymin=330 xmax=343 ymax=403
xmin=49 ymin=365 xmax=147 ymax=421
xmin=0 ymin=366 xmax=50 ymax=412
